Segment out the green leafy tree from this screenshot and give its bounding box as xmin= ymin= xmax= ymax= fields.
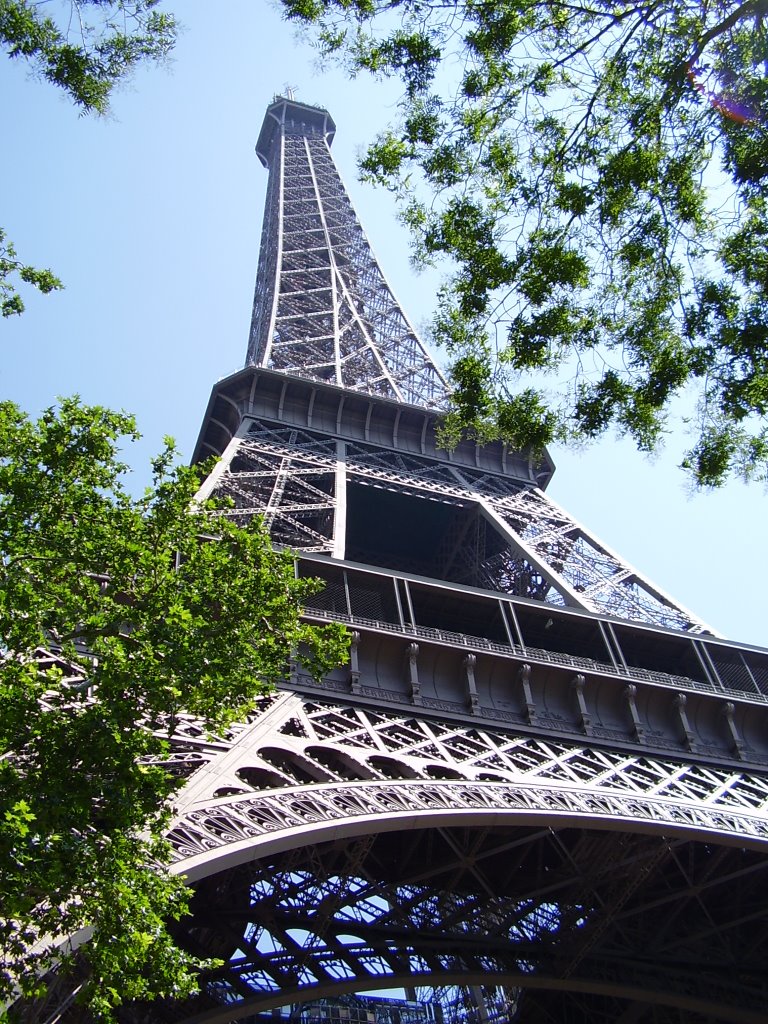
xmin=1 ymin=0 xmax=177 ymax=315
xmin=285 ymin=0 xmax=768 ymax=485
xmin=0 ymin=229 xmax=62 ymax=318
xmin=0 ymin=398 xmax=349 ymax=1019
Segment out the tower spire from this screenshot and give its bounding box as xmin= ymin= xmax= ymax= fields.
xmin=246 ymin=96 xmax=448 ymax=407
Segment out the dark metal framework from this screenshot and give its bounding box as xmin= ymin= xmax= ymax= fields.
xmin=154 ymin=824 xmax=768 ymax=1024
xmin=153 ymin=96 xmax=768 ymax=1024
xmin=193 ymin=370 xmax=712 ymax=634
xmin=129 ymin=684 xmax=768 ymax=1021
xmin=20 ymin=96 xmax=768 ymax=1024
xmin=247 ymin=97 xmax=447 ymax=408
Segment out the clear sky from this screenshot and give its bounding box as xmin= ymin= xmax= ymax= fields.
xmin=2 ymin=1 xmax=765 ymax=647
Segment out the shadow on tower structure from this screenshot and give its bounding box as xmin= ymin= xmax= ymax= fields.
xmin=83 ymin=97 xmax=768 ymax=1023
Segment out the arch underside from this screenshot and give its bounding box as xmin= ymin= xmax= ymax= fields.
xmin=121 ymin=693 xmax=768 ymax=1024
xmin=23 ymin=695 xmax=768 ymax=1024
xmin=124 ymin=812 xmax=768 ymax=1024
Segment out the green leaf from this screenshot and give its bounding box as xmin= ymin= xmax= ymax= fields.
xmin=0 ymin=398 xmax=348 ymax=1017
xmin=285 ymin=0 xmax=768 ymax=485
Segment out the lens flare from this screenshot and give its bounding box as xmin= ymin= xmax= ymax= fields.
xmin=686 ymin=61 xmax=760 ymax=125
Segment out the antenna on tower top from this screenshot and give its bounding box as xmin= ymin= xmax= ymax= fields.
xmin=283 ymin=83 xmax=296 ymax=100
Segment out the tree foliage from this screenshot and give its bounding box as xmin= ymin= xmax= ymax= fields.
xmin=0 ymin=399 xmax=349 ymax=1019
xmin=0 ymin=0 xmax=176 ymax=113
xmin=1 ymin=0 xmax=177 ymax=316
xmin=0 ymin=228 xmax=62 ymax=318
xmin=285 ymin=0 xmax=768 ymax=485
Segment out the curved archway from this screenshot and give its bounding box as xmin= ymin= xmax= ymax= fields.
xmin=305 ymin=744 xmax=375 ymax=781
xmin=168 ymin=777 xmax=768 ymax=883
xmin=258 ymin=745 xmax=334 ymax=784
xmin=367 ymin=754 xmax=423 ymax=780
xmin=424 ymin=763 xmax=466 ymax=780
xmin=166 ymin=814 xmax=768 ymax=1024
xmin=236 ymin=765 xmax=290 ymax=790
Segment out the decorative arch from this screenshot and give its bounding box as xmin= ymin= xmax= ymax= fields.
xmin=367 ymin=754 xmax=423 ymax=780
xmin=235 ymin=765 xmax=288 ymax=790
xmin=163 ymin=790 xmax=768 ymax=1024
xmin=257 ymin=745 xmax=334 ymax=784
xmin=304 ymin=744 xmax=376 ymax=781
xmin=168 ymin=777 xmax=768 ymax=883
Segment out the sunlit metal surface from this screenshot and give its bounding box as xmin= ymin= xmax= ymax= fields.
xmin=18 ymin=96 xmax=768 ymax=1024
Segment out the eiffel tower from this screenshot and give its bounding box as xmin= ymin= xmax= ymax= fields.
xmin=92 ymin=96 xmax=768 ymax=1022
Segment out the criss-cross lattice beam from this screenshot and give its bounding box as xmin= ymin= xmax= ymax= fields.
xmin=128 ymin=825 xmax=768 ymax=1024
xmin=245 ymin=97 xmax=447 ymax=407
xmin=195 ymin=411 xmax=712 ymax=633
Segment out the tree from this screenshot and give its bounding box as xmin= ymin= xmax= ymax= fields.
xmin=0 ymin=229 xmax=62 ymax=318
xmin=285 ymin=0 xmax=768 ymax=486
xmin=0 ymin=398 xmax=349 ymax=1019
xmin=1 ymin=0 xmax=177 ymax=315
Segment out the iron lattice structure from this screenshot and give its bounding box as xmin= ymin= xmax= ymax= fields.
xmin=152 ymin=691 xmax=768 ymax=1024
xmin=246 ymin=96 xmax=447 ymax=407
xmin=192 ymin=96 xmax=711 ymax=637
xmin=21 ymin=97 xmax=768 ymax=1024
xmin=196 ymin=409 xmax=708 ymax=632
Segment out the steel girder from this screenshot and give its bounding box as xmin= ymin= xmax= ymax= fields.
xmin=108 ymin=690 xmax=768 ymax=1024
xmin=199 ymin=415 xmax=710 ymax=633
xmin=246 ymin=104 xmax=447 ymax=409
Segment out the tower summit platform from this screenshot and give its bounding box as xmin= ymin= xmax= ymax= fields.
xmin=255 ymin=96 xmax=336 ymax=167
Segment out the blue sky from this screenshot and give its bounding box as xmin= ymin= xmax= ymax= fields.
xmin=2 ymin=1 xmax=765 ymax=645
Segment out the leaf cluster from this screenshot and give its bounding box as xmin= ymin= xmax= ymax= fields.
xmin=0 ymin=399 xmax=348 ymax=1018
xmin=0 ymin=228 xmax=62 ymax=319
xmin=0 ymin=0 xmax=177 ymax=114
xmin=286 ymin=0 xmax=768 ymax=485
